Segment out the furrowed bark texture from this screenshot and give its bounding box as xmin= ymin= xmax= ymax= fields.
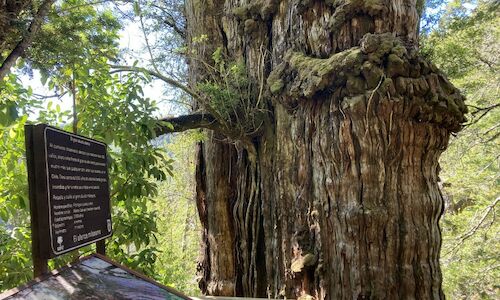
xmin=185 ymin=0 xmax=466 ymax=299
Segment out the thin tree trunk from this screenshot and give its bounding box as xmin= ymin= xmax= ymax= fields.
xmin=185 ymin=1 xmax=466 ymax=298
xmin=0 ymin=0 xmax=55 ymax=79
xmin=72 ymin=73 xmax=78 ymax=134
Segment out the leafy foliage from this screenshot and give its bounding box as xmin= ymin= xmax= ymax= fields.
xmin=76 ymin=66 xmax=173 ymax=277
xmin=0 ymin=74 xmax=34 ymax=127
xmin=423 ymin=1 xmax=499 ymax=298
xmin=0 ymin=72 xmax=71 ymax=289
xmin=0 ymin=113 xmax=32 ymax=289
xmin=0 ymin=1 xmax=174 ymax=291
xmin=151 ymin=132 xmax=201 ymax=296
xmin=197 ymin=47 xmax=265 ymax=138
xmin=26 ymin=0 xmax=121 ymax=93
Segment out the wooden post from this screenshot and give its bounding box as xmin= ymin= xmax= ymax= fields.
xmin=96 ymin=240 xmax=106 ymax=256
xmin=25 ymin=125 xmax=49 ymax=277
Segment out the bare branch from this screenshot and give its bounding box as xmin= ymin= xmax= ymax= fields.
xmin=148 ymin=3 xmax=186 ymax=38
xmin=477 ymin=55 xmax=497 ymax=71
xmin=109 ymin=64 xmax=199 ymax=100
xmin=137 ymin=2 xmax=161 ymax=74
xmin=0 ymin=0 xmax=56 ymax=79
xmin=482 ymin=122 xmax=500 ymax=136
xmin=444 ymin=197 xmax=499 ymax=257
xmin=467 ymin=103 xmax=500 ymax=113
xmin=109 ymin=64 xmax=229 ymax=129
xmin=154 ymin=113 xmax=258 ymax=157
xmin=465 ymin=103 xmax=500 ymax=126
xmin=155 ymin=113 xmax=218 ymax=136
xmin=459 ymin=196 xmax=498 ymax=240
xmin=163 ymin=16 xmax=186 ymax=39
xmin=33 ymin=91 xmax=68 ymax=99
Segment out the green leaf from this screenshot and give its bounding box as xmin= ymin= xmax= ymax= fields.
xmin=133 ymin=2 xmax=141 ymax=16
xmin=8 ymin=128 xmax=16 ymax=139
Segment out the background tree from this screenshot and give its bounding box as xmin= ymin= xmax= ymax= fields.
xmin=423 ymin=1 xmax=499 ymax=298
xmin=153 ymin=132 xmax=202 ymax=295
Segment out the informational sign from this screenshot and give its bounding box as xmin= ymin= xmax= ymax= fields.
xmin=25 ymin=124 xmax=112 ymax=258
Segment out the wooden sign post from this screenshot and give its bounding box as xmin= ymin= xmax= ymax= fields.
xmin=25 ymin=124 xmax=112 ymax=277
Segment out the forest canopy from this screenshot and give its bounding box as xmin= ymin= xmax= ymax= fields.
xmin=0 ymin=0 xmax=498 ymax=299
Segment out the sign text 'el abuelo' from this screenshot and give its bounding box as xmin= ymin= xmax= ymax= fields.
xmin=26 ymin=124 xmax=112 ymax=258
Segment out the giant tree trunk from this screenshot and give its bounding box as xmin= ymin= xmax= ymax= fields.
xmin=185 ymin=1 xmax=466 ymax=299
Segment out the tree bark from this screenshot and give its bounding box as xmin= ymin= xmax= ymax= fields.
xmin=184 ymin=1 xmax=467 ymax=299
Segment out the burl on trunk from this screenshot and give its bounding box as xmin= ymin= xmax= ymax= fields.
xmin=183 ymin=0 xmax=466 ymax=299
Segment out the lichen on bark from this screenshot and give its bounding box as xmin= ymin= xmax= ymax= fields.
xmin=268 ymin=33 xmax=467 ymax=131
xmin=326 ymin=0 xmax=387 ymax=31
xmin=232 ymin=0 xmax=279 ymax=21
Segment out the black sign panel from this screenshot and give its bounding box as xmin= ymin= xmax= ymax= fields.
xmin=26 ymin=124 xmax=112 ymax=258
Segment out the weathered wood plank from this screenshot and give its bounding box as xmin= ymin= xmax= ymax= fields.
xmin=0 ymin=254 xmax=189 ymax=300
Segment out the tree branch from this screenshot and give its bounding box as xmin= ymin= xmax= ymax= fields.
xmin=109 ymin=64 xmax=200 ymax=100
xmin=465 ymin=103 xmax=500 ymax=127
xmin=33 ymin=91 xmax=68 ymax=99
xmin=163 ymin=16 xmax=186 ymax=39
xmin=155 ymin=113 xmax=218 ymax=136
xmin=467 ymin=103 xmax=500 ymax=113
xmin=0 ymin=0 xmax=56 ymax=79
xmin=110 ymin=64 xmax=230 ymax=131
xmin=148 ymin=3 xmax=186 ymax=38
xmin=477 ymin=55 xmax=497 ymax=71
xmin=155 ymin=113 xmax=259 ymax=156
xmin=444 ymin=197 xmax=499 ymax=257
xmin=138 ymin=2 xmax=161 ymax=74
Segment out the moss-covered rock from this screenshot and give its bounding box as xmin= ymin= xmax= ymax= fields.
xmin=391 ymin=44 xmax=408 ymax=58
xmin=360 ymin=32 xmax=394 ymax=55
xmin=285 ymin=48 xmax=364 ymax=97
xmin=267 ymin=63 xmax=287 ymax=95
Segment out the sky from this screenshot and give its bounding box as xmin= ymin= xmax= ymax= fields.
xmin=117 ymin=21 xmax=171 ymax=113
